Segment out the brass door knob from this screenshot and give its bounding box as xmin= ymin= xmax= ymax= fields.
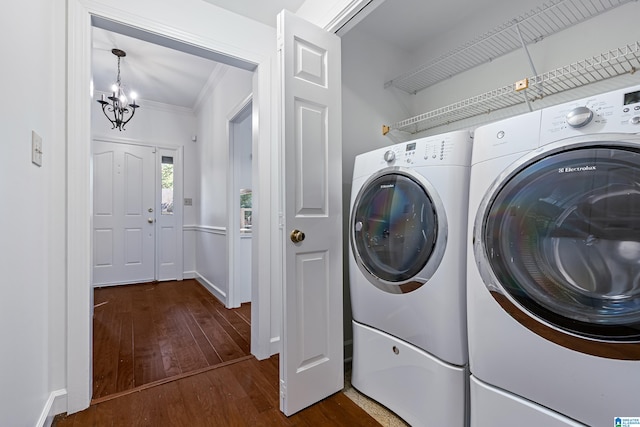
xmin=290 ymin=229 xmax=305 ymax=243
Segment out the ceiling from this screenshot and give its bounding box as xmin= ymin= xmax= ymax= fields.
xmin=92 ymin=27 xmax=222 ymax=109
xmin=354 ymin=0 xmax=527 ymax=54
xmin=91 ymin=0 xmax=535 ymax=110
xmin=201 ymin=0 xmax=306 ymax=28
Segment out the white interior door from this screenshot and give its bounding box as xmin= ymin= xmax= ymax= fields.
xmin=277 ymin=10 xmax=343 ymax=416
xmin=92 ymin=141 xmax=156 ymax=285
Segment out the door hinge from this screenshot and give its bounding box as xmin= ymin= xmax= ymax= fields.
xmin=280 ymin=379 xmax=286 ymax=402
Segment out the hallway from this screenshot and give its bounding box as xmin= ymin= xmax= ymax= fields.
xmin=92 ymin=280 xmax=251 ymax=400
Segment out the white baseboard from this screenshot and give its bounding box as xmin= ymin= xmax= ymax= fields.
xmin=269 ymin=336 xmax=281 ymax=356
xmin=195 ymin=274 xmax=226 ymax=304
xmin=37 ymin=389 xmax=67 ymax=427
xmin=183 ymin=270 xmax=196 ymax=279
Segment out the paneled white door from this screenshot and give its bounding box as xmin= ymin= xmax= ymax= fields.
xmin=278 ymin=10 xmax=343 ymax=416
xmin=92 ymin=141 xmax=156 ymax=286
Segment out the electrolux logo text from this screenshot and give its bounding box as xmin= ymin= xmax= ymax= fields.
xmin=558 ymin=165 xmax=597 ymax=173
xmin=380 ymin=184 xmax=395 ymax=189
xmin=615 ymin=417 xmax=640 ymax=427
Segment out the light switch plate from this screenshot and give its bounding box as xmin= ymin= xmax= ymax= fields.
xmin=32 ymin=131 xmax=43 ymax=167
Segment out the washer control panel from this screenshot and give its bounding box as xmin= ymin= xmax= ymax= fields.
xmin=540 ymin=85 xmax=640 ymax=145
xmin=353 ymin=130 xmax=473 ymax=179
xmin=379 ymin=131 xmax=471 ymax=167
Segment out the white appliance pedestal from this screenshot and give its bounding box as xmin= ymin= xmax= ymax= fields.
xmin=351 ymin=321 xmax=468 ymax=427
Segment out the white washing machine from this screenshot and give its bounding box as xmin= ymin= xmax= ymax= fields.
xmin=349 ymin=130 xmax=472 ymax=426
xmin=467 ymin=85 xmax=640 ymax=427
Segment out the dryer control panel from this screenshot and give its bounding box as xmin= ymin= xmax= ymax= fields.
xmin=540 ymin=84 xmax=640 ymax=145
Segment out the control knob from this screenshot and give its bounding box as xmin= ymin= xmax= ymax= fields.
xmin=383 ymin=150 xmax=396 ymax=163
xmin=566 ymin=106 xmax=593 ymax=128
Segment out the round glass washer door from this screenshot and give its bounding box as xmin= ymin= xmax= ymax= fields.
xmin=351 ymin=167 xmax=447 ymax=294
xmin=475 ymin=140 xmax=640 ymax=342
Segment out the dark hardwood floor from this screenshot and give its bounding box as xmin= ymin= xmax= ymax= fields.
xmin=92 ymin=279 xmax=252 ymax=400
xmin=55 ymin=279 xmax=379 ymax=426
xmin=54 ymin=356 xmax=381 ymax=426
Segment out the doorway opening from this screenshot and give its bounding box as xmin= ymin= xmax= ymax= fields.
xmin=89 ymin=24 xmax=257 ymax=397
xmin=66 ymin=9 xmax=273 ymax=411
xmin=228 ymin=96 xmax=253 ymax=309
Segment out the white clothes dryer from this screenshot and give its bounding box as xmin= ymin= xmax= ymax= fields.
xmin=467 ymin=85 xmax=640 ymax=427
xmin=349 ymin=130 xmax=472 ymax=426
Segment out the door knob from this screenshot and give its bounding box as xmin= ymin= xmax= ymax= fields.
xmin=290 ymin=229 xmax=305 ymax=243
xmin=148 ymin=217 xmax=154 ymax=224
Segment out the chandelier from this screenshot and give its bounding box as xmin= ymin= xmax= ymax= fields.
xmin=97 ymin=49 xmax=140 ymax=131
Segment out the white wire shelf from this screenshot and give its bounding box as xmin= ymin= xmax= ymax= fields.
xmin=384 ymin=41 xmax=640 ymax=135
xmin=384 ymin=0 xmax=634 ymax=95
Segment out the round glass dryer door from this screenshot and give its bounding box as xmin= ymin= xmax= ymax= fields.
xmin=351 ymin=168 xmax=447 ymax=294
xmin=477 ymin=143 xmax=640 ymax=342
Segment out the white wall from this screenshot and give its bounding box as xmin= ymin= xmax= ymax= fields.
xmin=235 ymin=112 xmax=253 ymax=191
xmin=341 ymin=29 xmax=413 ymax=185
xmin=194 ymin=66 xmax=253 ymax=303
xmin=0 ymin=0 xmax=66 ymax=426
xmin=183 ymin=132 xmax=199 ymax=276
xmin=92 ymin=98 xmax=197 ymax=146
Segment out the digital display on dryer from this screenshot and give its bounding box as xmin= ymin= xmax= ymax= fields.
xmin=406 ymin=142 xmax=416 ymax=151
xmin=623 ymin=90 xmax=640 ymax=105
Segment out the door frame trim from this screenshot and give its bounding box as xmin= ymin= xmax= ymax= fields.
xmin=227 ymin=94 xmax=253 ymax=309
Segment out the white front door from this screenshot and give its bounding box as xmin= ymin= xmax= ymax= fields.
xmin=277 ymin=10 xmax=343 ymax=416
xmin=92 ymin=141 xmax=156 ymax=285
